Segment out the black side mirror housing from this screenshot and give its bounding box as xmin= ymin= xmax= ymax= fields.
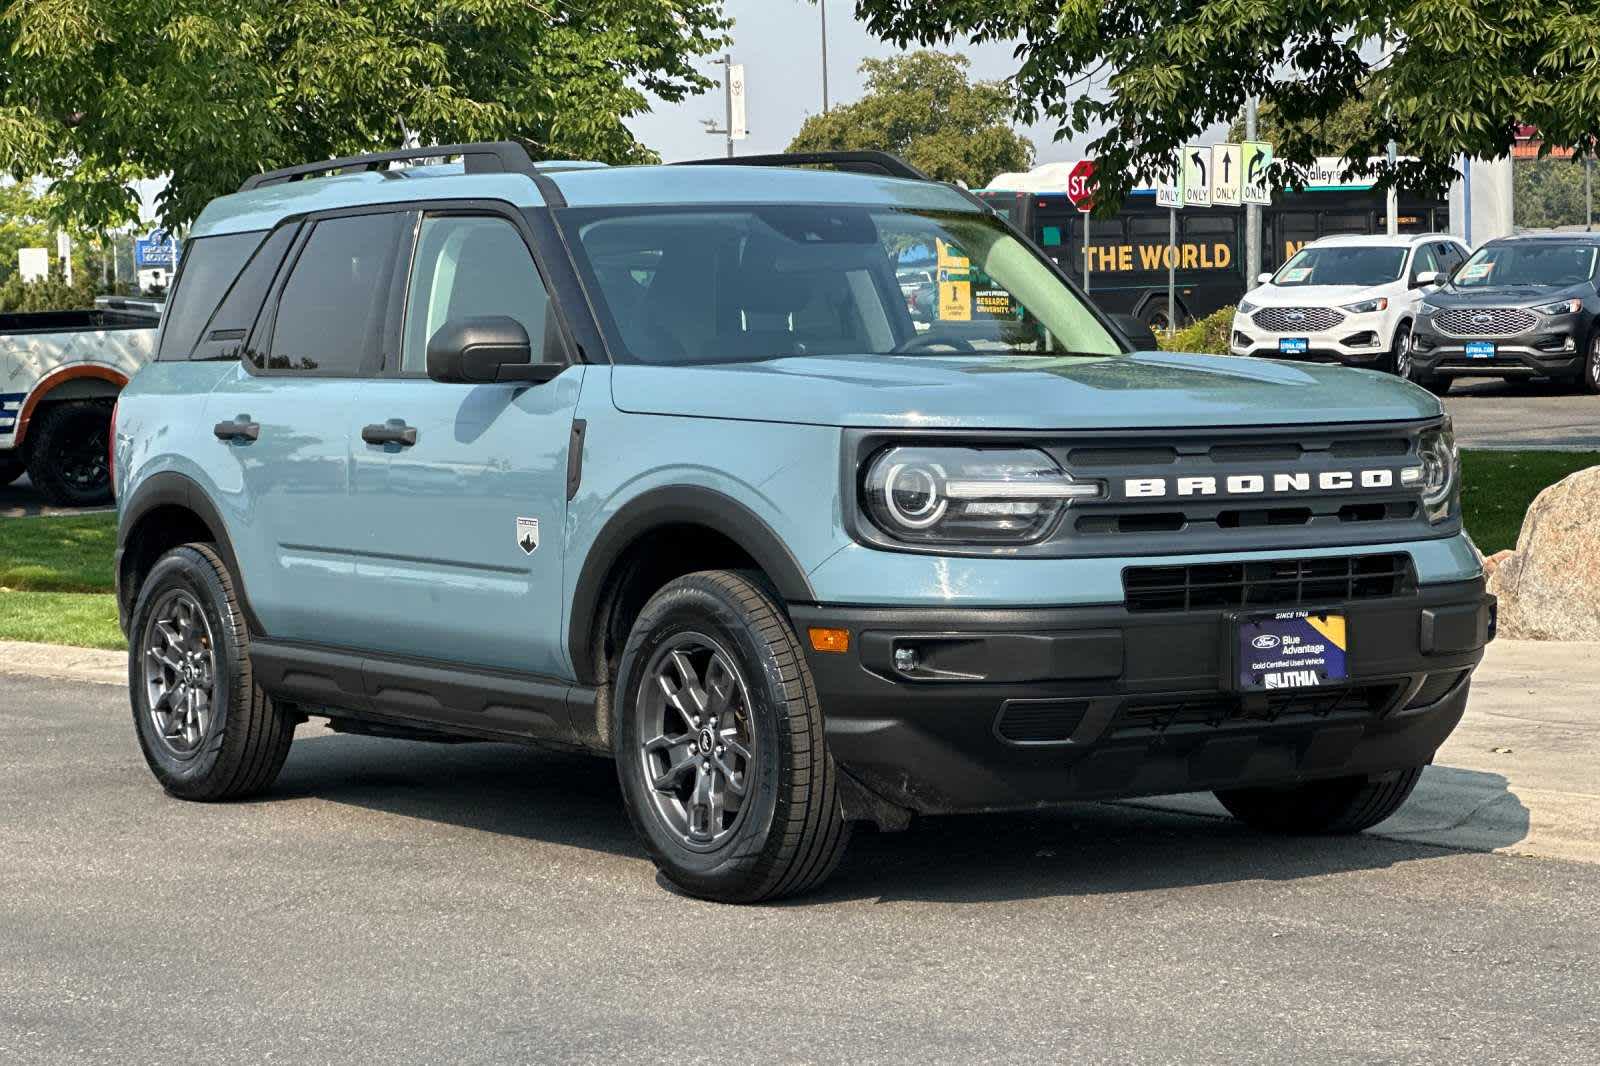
xmin=1109 ymin=312 xmax=1161 ymax=351
xmin=426 ymin=315 xmax=563 ymax=384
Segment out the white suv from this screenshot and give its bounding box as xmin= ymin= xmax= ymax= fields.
xmin=1230 ymin=234 xmax=1469 ymax=373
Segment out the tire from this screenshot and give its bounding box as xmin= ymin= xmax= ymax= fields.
xmin=1383 ymin=320 xmax=1411 ymax=375
xmin=1579 ymin=333 xmax=1600 ymax=395
xmin=24 ymin=400 xmax=112 ymax=507
xmin=0 ymin=455 xmax=23 ymax=487
xmin=128 ymin=543 xmax=295 ymax=800
xmin=1214 ymin=766 xmax=1425 ymax=835
xmin=612 ymin=570 xmax=851 ymax=903
xmin=1395 ymin=327 xmax=1451 ymax=393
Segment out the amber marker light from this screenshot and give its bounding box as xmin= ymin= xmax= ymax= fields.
xmin=808 ymin=627 xmax=851 ymax=654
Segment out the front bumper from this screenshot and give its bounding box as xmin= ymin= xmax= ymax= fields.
xmin=1229 ymin=313 xmax=1393 ymax=366
xmin=1411 ymin=316 xmax=1585 ymax=378
xmin=792 ymin=579 xmax=1492 ymax=816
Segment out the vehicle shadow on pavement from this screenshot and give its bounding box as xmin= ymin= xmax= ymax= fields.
xmin=270 ymin=732 xmax=1532 ymax=904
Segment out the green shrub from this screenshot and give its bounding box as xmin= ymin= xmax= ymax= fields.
xmin=1159 ymin=306 xmax=1236 ymax=356
xmin=0 ymin=270 xmax=96 ymax=312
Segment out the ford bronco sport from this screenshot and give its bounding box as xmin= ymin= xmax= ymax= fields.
xmin=114 ymin=144 xmax=1493 ymax=902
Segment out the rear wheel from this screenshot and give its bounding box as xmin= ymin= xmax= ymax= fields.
xmin=129 ymin=543 xmax=295 ymax=800
xmin=1215 ymin=766 xmax=1425 ymax=834
xmin=612 ymin=570 xmax=850 ymax=903
xmin=25 ymin=400 xmax=112 ymax=507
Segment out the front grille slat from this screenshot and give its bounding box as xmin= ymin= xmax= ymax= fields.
xmin=1110 ymin=684 xmax=1399 ymax=737
xmin=1252 ymin=306 xmax=1345 ymax=332
xmin=1433 ymin=307 xmax=1537 ymax=337
xmin=1123 ymin=553 xmax=1413 ymax=612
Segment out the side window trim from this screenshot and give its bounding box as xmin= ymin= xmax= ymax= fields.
xmin=191 ymin=222 xmax=302 ymax=362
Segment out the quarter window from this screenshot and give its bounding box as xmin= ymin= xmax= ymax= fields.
xmin=158 ymin=231 xmax=266 ymax=361
xmin=265 ymin=213 xmax=406 ymax=375
xmin=401 ymin=216 xmax=551 ymax=374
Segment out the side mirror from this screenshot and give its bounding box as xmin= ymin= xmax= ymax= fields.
xmin=426 ymin=315 xmax=562 ymax=384
xmin=1110 ymin=312 xmax=1160 ymax=351
xmin=1412 ymin=271 xmax=1442 ymax=289
xmin=1256 ymin=272 xmax=1274 ymax=285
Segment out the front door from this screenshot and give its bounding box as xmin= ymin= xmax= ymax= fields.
xmin=350 ymin=211 xmax=581 ymax=679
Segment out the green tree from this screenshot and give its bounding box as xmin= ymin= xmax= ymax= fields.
xmin=786 ymin=51 xmax=1033 ymax=189
xmin=856 ymin=0 xmax=1600 ymax=211
xmin=1514 ymin=158 xmax=1590 ymax=230
xmin=0 ymin=0 xmax=730 ymax=231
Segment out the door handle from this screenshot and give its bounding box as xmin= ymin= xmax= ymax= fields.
xmin=361 ymin=421 xmax=418 ymax=447
xmin=213 ymin=417 xmax=260 ymax=442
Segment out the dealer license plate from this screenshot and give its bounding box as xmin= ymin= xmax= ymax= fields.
xmin=1278 ymin=338 xmax=1309 ymax=355
xmin=1236 ymin=610 xmax=1348 ymax=691
xmin=1465 ymin=341 xmax=1496 ymax=359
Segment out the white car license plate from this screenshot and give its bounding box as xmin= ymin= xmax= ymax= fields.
xmin=1279 ymin=338 xmax=1309 ymax=355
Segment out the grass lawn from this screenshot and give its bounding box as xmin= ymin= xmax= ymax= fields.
xmin=0 ymin=591 xmax=123 ymax=650
xmin=0 ymin=512 xmax=116 ymax=592
xmin=1461 ymin=450 xmax=1599 ymax=554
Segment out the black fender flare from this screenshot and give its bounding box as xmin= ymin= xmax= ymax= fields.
xmin=566 ymin=485 xmax=815 ymax=684
xmin=116 ymin=472 xmax=259 ymax=634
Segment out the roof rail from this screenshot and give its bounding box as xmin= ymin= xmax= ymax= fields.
xmin=672 ymin=150 xmax=932 ymax=181
xmin=239 ymin=141 xmax=538 ymax=192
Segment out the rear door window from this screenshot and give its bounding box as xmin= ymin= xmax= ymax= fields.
xmin=157 ymin=231 xmax=265 ymax=360
xmin=188 ymin=224 xmax=300 ymax=361
xmin=259 ymin=213 xmax=407 ymax=375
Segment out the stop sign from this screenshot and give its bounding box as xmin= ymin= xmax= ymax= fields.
xmin=1066 ymin=159 xmax=1096 ymax=214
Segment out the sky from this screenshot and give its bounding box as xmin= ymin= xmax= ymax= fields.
xmin=625 ymin=0 xmax=1104 ymax=167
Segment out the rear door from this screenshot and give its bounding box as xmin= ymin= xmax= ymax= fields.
xmin=347 ymin=207 xmax=583 ymax=679
xmin=206 ymin=209 xmax=410 ymax=645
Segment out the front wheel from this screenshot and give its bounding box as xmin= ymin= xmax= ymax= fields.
xmin=1579 ymin=333 xmax=1600 ymax=394
xmin=25 ymin=400 xmax=112 ymax=507
xmin=1215 ymin=766 xmax=1425 ymax=834
xmin=1396 ymin=329 xmax=1451 ymax=393
xmin=612 ymin=570 xmax=851 ymax=903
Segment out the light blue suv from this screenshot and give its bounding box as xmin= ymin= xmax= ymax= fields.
xmin=114 ymin=144 xmax=1493 ymax=902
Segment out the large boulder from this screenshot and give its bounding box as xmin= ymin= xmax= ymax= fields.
xmin=1488 ymin=465 xmax=1600 ymax=640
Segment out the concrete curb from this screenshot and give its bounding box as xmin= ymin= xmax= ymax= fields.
xmin=0 ymin=640 xmax=127 ymax=687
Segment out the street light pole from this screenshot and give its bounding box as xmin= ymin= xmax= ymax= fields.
xmin=820 ymin=1 xmax=830 ymax=113
xmin=1245 ymin=97 xmax=1261 ymax=286
xmin=723 ymin=52 xmax=734 ymax=158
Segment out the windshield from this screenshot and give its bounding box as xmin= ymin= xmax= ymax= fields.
xmin=1273 ymin=246 xmax=1405 ymax=287
xmin=562 ymin=205 xmax=1121 ymax=365
xmin=1453 ymin=242 xmax=1597 ymax=288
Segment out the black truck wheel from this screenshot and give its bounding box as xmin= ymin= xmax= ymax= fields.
xmin=25 ymin=400 xmax=112 ymax=507
xmin=1215 ymin=766 xmax=1425 ymax=835
xmin=612 ymin=570 xmax=851 ymax=903
xmin=129 ymin=543 xmax=295 ymax=800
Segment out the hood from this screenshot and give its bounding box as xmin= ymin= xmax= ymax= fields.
xmin=1250 ymin=282 xmax=1393 ymax=307
xmin=609 ymin=352 xmax=1442 ymax=431
xmin=1430 ymin=283 xmax=1586 ymax=308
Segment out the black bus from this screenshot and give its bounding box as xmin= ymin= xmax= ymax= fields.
xmin=975 ymin=183 xmax=1451 ymax=331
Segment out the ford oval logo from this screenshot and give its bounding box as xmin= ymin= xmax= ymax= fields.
xmin=1285 ymin=311 xmax=1305 ymax=322
xmin=1251 ymin=634 xmax=1281 ymax=650
xmin=1472 ymin=312 xmax=1492 ymax=325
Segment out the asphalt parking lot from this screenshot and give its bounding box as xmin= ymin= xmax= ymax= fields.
xmin=1443 ymin=378 xmax=1600 ymax=450
xmin=0 ymin=476 xmax=113 ymax=519
xmin=3 ymin=663 xmax=1597 ymax=1064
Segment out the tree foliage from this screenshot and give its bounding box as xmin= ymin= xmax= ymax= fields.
xmin=1514 ymin=157 xmax=1592 ymax=230
xmin=786 ymin=51 xmax=1033 ymax=188
xmin=856 ymin=0 xmax=1600 ymax=212
xmin=0 ymin=0 xmax=730 ymax=230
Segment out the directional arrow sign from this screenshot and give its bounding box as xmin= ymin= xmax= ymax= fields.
xmin=1211 ymin=143 xmax=1243 ymax=206
xmin=1242 ymin=140 xmax=1274 ymax=205
xmin=1182 ymin=146 xmax=1211 ymax=207
xmin=1155 ymin=151 xmax=1184 ymax=209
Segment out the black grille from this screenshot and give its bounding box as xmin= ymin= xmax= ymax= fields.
xmin=1433 ymin=307 xmax=1537 ymax=337
xmin=995 ymin=699 xmax=1092 ymax=744
xmin=1405 ymin=670 xmax=1466 ymax=709
xmin=1111 ymin=685 xmax=1397 ymax=737
xmin=1123 ymin=553 xmax=1413 ymax=612
xmin=1252 ymin=306 xmax=1345 ymax=332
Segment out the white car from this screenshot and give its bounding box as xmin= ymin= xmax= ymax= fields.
xmin=1230 ymin=234 xmax=1470 ymax=372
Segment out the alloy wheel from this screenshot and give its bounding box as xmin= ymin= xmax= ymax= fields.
xmin=636 ymin=632 xmax=757 ymax=852
xmin=1590 ymin=337 xmax=1600 ymax=389
xmin=1396 ymin=329 xmax=1414 ymax=379
xmin=142 ymin=589 xmax=218 ymax=758
xmin=60 ymin=425 xmax=108 ymax=491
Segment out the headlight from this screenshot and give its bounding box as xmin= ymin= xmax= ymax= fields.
xmin=862 ymin=446 xmax=1103 ymax=544
xmin=1402 ymin=417 xmax=1459 ymax=524
xmin=1341 ymin=297 xmax=1389 ymax=314
xmin=1415 ymin=301 xmax=1437 ymax=318
xmin=1534 ymin=298 xmax=1582 ymax=316
xmin=1237 ymin=298 xmax=1259 ymax=316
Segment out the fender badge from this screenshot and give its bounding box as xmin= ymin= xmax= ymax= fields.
xmin=515 ymin=516 xmax=540 ymax=555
